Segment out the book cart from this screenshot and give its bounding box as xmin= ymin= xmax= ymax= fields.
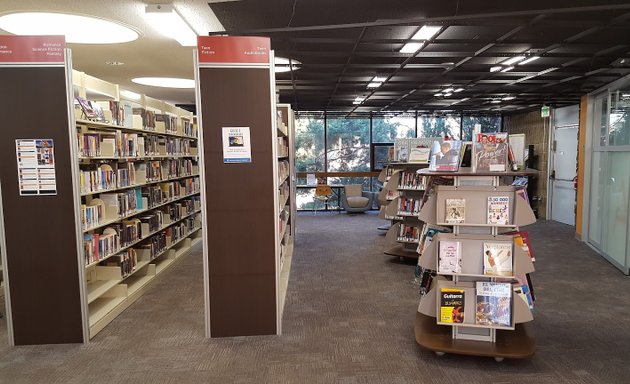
xmin=414 ymin=168 xmax=538 ymax=361
xmin=380 ymin=163 xmax=429 ymax=259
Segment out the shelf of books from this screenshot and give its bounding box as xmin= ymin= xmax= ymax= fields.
xmin=276 ymin=104 xmax=296 ymax=320
xmin=412 ymin=132 xmax=539 ymax=360
xmin=72 ymin=70 xmax=202 ymax=338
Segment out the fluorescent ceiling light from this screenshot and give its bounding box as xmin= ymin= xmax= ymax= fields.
xmin=372 ymin=76 xmax=387 ymax=82
xmin=411 ymin=25 xmax=441 ymax=40
xmin=443 ymin=93 xmax=452 ymax=97
xmin=120 ymin=90 xmax=142 ymax=100
xmin=131 ymin=77 xmax=195 ymax=88
xmin=501 ymin=66 xmax=515 ymax=72
xmin=454 ymin=88 xmax=464 ymax=93
xmin=0 ymin=12 xmax=138 ymax=44
xmin=145 ymin=4 xmax=197 ymax=47
xmin=502 ymin=56 xmax=526 ymax=65
xmin=490 ymin=66 xmax=502 ymax=73
xmin=275 ymin=57 xmax=302 ymax=73
xmin=502 ymin=96 xmax=516 ymax=100
xmin=400 ymin=42 xmax=423 ymax=53
xmin=491 ymin=99 xmax=502 ymax=103
xmin=518 ymin=56 xmax=540 ymax=65
xmin=353 ymin=96 xmax=365 ymax=104
xmin=367 ymin=82 xmax=382 ymax=88
xmin=443 ymin=88 xmax=454 ymax=93
xmin=434 ymin=93 xmax=443 ymax=97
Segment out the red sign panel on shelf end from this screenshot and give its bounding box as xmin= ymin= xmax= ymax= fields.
xmin=197 ymin=36 xmax=271 ymax=65
xmin=0 ymin=35 xmax=66 ymax=63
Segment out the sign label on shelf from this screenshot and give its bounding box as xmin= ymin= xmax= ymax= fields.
xmin=197 ymin=36 xmax=270 ymax=65
xmin=0 ymin=35 xmax=65 ymax=64
xmin=222 ymin=127 xmax=252 ymax=163
xmin=15 ymin=138 xmax=58 ymax=196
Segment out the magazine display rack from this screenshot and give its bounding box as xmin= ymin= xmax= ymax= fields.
xmin=414 ymin=168 xmax=538 ymax=360
xmin=377 ymin=165 xmax=402 ymax=231
xmin=380 ymin=163 xmax=429 ymax=259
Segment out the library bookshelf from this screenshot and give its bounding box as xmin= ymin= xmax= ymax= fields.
xmin=0 ymin=38 xmax=201 ymax=344
xmin=380 ymin=163 xmax=429 ymax=259
xmin=414 ymin=168 xmax=538 ymax=360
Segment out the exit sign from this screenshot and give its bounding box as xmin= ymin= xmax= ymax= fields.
xmin=541 ymin=105 xmax=550 ymax=118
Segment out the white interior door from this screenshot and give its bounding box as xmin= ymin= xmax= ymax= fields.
xmin=551 ymin=125 xmax=578 ymax=225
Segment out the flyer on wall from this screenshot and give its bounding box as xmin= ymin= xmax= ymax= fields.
xmin=222 ymin=127 xmax=252 ymax=163
xmin=15 ymin=138 xmax=57 ymax=196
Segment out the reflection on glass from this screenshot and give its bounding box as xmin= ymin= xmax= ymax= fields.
xmin=602 ymin=152 xmax=630 ymax=266
xmin=609 ymin=89 xmax=630 ymax=146
xmin=462 ymin=116 xmax=502 ymax=141
xmin=372 ymin=144 xmax=393 ymax=171
xmin=372 ymin=114 xmax=416 ymax=143
xmin=588 ymin=151 xmax=603 ymax=246
xmin=326 ymin=117 xmax=370 ymax=172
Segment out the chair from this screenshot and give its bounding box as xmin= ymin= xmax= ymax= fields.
xmin=313 ymin=185 xmax=333 ymax=214
xmin=341 ymin=184 xmax=374 ymax=213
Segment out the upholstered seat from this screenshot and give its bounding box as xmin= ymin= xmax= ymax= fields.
xmin=341 ymin=184 xmax=373 ymax=213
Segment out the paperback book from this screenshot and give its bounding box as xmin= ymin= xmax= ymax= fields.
xmin=483 ymin=242 xmax=513 ymax=276
xmin=416 ymin=225 xmax=451 ymax=255
xmin=440 ymin=288 xmax=465 ymax=324
xmin=394 ymin=138 xmax=410 ymax=162
xmin=407 ymin=138 xmax=435 ymax=163
xmin=487 ymin=196 xmax=510 ymax=225
xmin=445 ymin=198 xmax=465 ymax=224
xmin=473 ymin=132 xmax=508 ymax=172
xmin=475 ymin=282 xmax=512 ymax=327
xmin=438 ymin=240 xmax=461 ymax=274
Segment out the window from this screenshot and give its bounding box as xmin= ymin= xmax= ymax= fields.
xmin=418 ymin=115 xmax=461 ymax=139
xmin=326 ymin=116 xmax=370 ymax=172
xmin=295 ymin=112 xmax=325 ymax=172
xmin=609 ymin=89 xmax=630 ymax=146
xmin=372 ymin=113 xmax=416 ymax=143
xmin=462 ymin=115 xmax=502 ymax=141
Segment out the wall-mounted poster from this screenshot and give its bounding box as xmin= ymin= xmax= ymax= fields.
xmin=222 ymin=127 xmax=252 ymax=163
xmin=15 ymin=139 xmax=57 ymax=196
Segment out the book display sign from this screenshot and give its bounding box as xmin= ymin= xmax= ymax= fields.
xmin=0 ymin=35 xmax=65 ymax=64
xmin=15 ymin=139 xmax=57 ymax=195
xmin=222 ymin=127 xmax=252 ymax=163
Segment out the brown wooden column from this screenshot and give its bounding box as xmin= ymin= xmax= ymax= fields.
xmin=0 ymin=36 xmax=85 ymax=345
xmin=196 ymin=36 xmax=278 ymax=337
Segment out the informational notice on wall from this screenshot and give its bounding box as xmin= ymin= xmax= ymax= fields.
xmin=222 ymin=127 xmax=252 ymax=163
xmin=15 ymin=139 xmax=57 ymax=196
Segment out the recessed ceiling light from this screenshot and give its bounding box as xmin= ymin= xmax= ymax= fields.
xmin=106 ymin=61 xmax=125 ymax=66
xmin=131 ymin=77 xmax=195 ymax=88
xmin=275 ymin=57 xmax=302 ymax=73
xmin=518 ymin=56 xmax=540 ymax=65
xmin=501 ymin=66 xmax=515 ymax=72
xmin=411 ymin=25 xmax=441 ymax=40
xmin=400 ymin=42 xmax=423 ymax=53
xmin=0 ymin=12 xmax=138 ymax=44
xmin=120 ymin=90 xmax=142 ymax=100
xmin=367 ymin=82 xmax=382 ymax=88
xmin=502 ymin=56 xmax=526 ymax=65
xmin=144 ymin=4 xmax=197 ymax=47
xmin=490 ymin=66 xmax=502 ymax=72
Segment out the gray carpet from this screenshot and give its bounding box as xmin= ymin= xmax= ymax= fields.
xmin=0 ymin=212 xmax=629 ymax=383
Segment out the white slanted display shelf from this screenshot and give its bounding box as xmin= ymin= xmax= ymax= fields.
xmin=0 ymin=36 xmax=201 ymax=344
xmin=414 ymin=167 xmax=538 ymax=360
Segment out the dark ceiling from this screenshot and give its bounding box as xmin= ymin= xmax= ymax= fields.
xmin=208 ymin=0 xmax=630 ymax=114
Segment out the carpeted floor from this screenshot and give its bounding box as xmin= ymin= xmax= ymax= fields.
xmin=0 ymin=212 xmax=629 ymax=383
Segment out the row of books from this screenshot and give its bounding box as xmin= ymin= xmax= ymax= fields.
xmin=278 ymin=160 xmax=290 ymax=183
xmin=277 ymin=137 xmax=289 ymax=157
xmin=397 ymin=224 xmax=421 ymax=243
xmin=101 ymin=249 xmax=138 ymax=279
xmin=77 ymin=131 xmax=198 ymax=159
xmin=440 ymin=282 xmax=512 ymax=327
xmin=79 ymin=160 xmax=198 ymax=194
xmin=398 ymin=172 xmax=426 ymax=190
xmin=385 ymin=189 xmax=401 ymax=201
xmin=83 ymin=197 xmax=201 ymax=265
xmin=80 ymin=178 xmax=200 ymax=230
xmin=444 ymin=196 xmax=510 ymax=225
xmin=397 ymin=196 xmax=423 ymax=215
xmin=438 ymin=240 xmax=513 ymax=276
xmin=393 ymin=138 xmax=437 ymax=163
